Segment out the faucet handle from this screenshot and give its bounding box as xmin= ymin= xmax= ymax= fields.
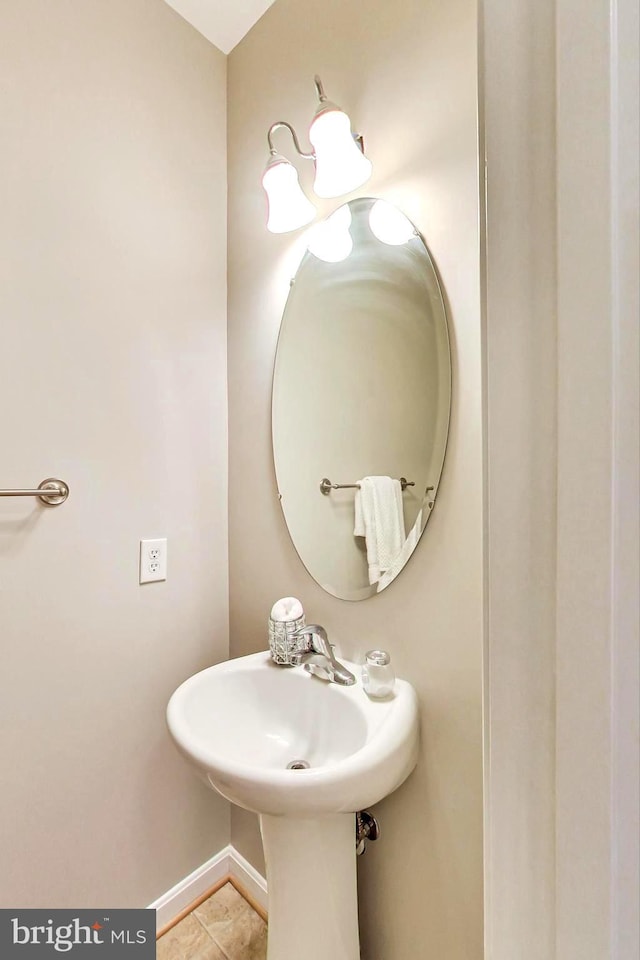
xmin=290 ymin=623 xmax=330 ymax=656
xmin=291 ymin=627 xmax=357 ymax=686
xmin=302 ymin=654 xmax=334 ymax=682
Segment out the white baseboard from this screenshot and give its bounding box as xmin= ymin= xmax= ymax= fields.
xmin=148 ymin=845 xmax=268 ymax=932
xmin=227 ymin=846 xmax=269 ymax=914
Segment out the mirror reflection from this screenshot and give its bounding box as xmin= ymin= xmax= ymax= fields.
xmin=272 ymin=197 xmax=451 ymax=600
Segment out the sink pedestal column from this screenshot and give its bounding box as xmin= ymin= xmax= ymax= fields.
xmin=260 ymin=812 xmax=360 ymax=960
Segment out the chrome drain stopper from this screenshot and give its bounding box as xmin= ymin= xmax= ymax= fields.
xmin=286 ymin=759 xmax=310 ymax=770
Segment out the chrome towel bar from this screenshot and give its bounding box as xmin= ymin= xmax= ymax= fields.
xmin=0 ymin=478 xmax=69 ymax=506
xmin=320 ymin=477 xmax=414 ymax=495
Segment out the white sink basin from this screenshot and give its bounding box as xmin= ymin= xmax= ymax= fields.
xmin=166 ymin=651 xmax=419 ymax=817
xmin=166 ymin=651 xmax=419 ymax=960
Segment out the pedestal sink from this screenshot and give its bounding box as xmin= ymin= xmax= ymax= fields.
xmin=166 ymin=651 xmax=419 ymax=960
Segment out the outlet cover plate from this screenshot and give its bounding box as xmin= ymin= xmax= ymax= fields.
xmin=140 ymin=538 xmax=167 ymax=584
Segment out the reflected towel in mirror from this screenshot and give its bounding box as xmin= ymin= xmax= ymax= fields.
xmin=377 ymin=509 xmax=423 ymax=593
xmin=354 ymin=476 xmax=406 ymax=585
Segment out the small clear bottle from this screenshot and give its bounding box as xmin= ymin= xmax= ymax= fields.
xmin=362 ymin=650 xmax=395 ymax=699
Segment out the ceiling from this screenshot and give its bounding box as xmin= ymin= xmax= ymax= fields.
xmin=163 ymin=0 xmax=277 ymax=54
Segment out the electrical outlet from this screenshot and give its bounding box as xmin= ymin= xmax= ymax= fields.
xmin=139 ymin=538 xmax=167 ymax=584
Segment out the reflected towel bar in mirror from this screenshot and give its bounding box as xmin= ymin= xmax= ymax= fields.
xmin=0 ymin=478 xmax=69 ymax=506
xmin=320 ymin=477 xmax=415 ymax=495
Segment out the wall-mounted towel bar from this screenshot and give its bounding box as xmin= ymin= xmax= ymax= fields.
xmin=320 ymin=477 xmax=415 ymax=495
xmin=0 ymin=478 xmax=69 ymax=506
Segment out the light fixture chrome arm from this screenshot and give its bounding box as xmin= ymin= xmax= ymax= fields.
xmin=267 ymin=121 xmax=315 ymax=161
xmin=314 ymin=75 xmax=327 ymax=103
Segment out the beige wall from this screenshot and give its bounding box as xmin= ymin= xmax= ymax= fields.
xmin=482 ymin=0 xmax=640 ymax=957
xmin=227 ymin=1 xmax=484 ymax=957
xmin=0 ymin=0 xmax=229 ymax=907
xmin=481 ymin=1 xmax=557 ymax=955
xmin=555 ymin=0 xmax=638 ymax=955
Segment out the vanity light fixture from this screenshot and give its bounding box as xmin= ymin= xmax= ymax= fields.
xmin=262 ymin=76 xmax=372 ymax=233
xmin=263 ymin=142 xmax=316 ymax=234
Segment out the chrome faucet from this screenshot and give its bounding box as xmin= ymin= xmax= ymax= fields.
xmin=290 ymin=624 xmax=357 ymax=686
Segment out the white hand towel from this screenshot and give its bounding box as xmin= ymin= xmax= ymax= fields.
xmin=377 ymin=509 xmax=423 ymax=592
xmin=354 ymin=476 xmax=406 ymax=585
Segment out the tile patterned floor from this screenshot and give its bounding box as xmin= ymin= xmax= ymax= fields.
xmin=157 ymin=882 xmax=267 ymax=960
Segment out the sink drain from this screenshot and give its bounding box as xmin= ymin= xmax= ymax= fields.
xmin=286 ymin=759 xmax=310 ymax=770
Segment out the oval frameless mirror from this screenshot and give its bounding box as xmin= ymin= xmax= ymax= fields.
xmin=272 ymin=197 xmax=451 ymax=600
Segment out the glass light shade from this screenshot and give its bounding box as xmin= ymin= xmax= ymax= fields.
xmin=262 ymin=157 xmax=316 ymax=233
xmin=307 ymin=204 xmax=353 ymax=262
xmin=368 ymin=199 xmax=416 ymax=245
xmin=309 ymin=108 xmax=373 ymax=199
